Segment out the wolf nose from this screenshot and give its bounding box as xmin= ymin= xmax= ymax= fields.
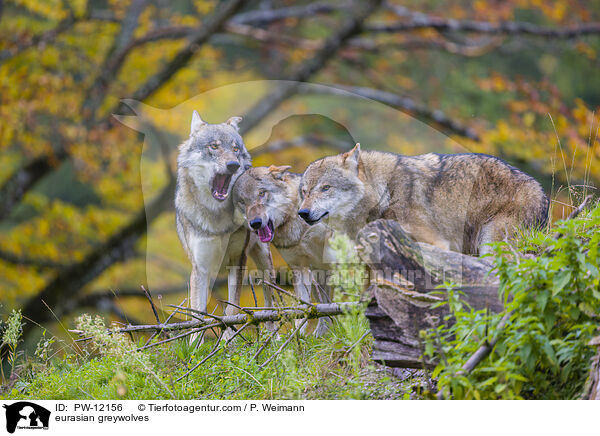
xmin=298 ymin=209 xmax=311 ymax=222
xmin=249 ymin=218 xmax=262 ymax=230
xmin=226 ymin=161 xmax=240 ymax=173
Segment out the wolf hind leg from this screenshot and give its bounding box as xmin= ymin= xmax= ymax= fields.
xmin=478 ymin=216 xmax=515 ymax=257
xmin=293 ymin=268 xmax=312 ymax=335
xmin=311 ymin=281 xmax=332 ymax=337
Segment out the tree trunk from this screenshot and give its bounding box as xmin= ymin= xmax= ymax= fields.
xmin=356 ymin=219 xmax=503 ymax=368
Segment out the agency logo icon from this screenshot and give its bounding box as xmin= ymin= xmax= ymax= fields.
xmin=2 ymin=402 xmax=50 ymax=434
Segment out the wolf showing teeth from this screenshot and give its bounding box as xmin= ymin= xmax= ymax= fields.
xmin=175 ymin=112 xmax=274 ymax=340
xmin=233 ymin=165 xmax=333 ymax=336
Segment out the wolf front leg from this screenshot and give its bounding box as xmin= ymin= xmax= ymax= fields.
xmin=247 ymin=240 xmax=278 ymax=333
xmin=189 ymin=235 xmax=229 ymax=343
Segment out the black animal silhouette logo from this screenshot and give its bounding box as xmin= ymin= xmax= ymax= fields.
xmin=2 ymin=402 xmax=50 ymax=433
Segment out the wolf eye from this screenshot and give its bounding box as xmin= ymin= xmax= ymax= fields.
xmin=233 ymin=145 xmax=240 ymax=152
xmin=321 ymin=185 xmax=331 ymax=192
xmin=209 ymin=142 xmax=219 ymax=150
xmin=258 ymin=190 xmax=266 ymax=198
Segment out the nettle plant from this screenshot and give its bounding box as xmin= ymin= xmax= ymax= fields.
xmin=423 ymin=203 xmax=600 ymax=399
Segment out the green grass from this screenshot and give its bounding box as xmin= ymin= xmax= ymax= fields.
xmin=1 ymin=233 xmax=419 ymax=400
xmin=0 ymin=309 xmax=417 ymax=400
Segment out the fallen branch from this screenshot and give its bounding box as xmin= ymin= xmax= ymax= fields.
xmin=177 ymin=329 xmax=224 ymax=381
xmin=262 ymin=280 xmax=315 ymax=307
xmin=142 ymin=285 xmax=161 ymax=324
xmin=461 ymin=312 xmax=511 ymax=374
xmin=258 ymin=318 xmax=309 ymax=369
xmin=143 ymin=297 xmax=187 ymax=348
xmin=566 ymin=195 xmax=592 ymax=220
xmin=252 ymin=322 xmax=283 ymax=362
xmin=69 ymin=302 xmax=358 ymax=336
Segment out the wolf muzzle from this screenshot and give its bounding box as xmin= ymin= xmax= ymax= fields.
xmin=298 ymin=209 xmax=328 ymax=225
xmin=249 ymin=217 xmax=274 ymax=243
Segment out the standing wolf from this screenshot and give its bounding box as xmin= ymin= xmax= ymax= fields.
xmin=298 ymin=144 xmax=548 ymax=255
xmin=175 ymin=112 xmax=274 ymax=327
xmin=232 ymin=165 xmax=333 ymax=335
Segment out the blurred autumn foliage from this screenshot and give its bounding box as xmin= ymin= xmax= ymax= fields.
xmin=0 ymin=0 xmax=599 ymax=343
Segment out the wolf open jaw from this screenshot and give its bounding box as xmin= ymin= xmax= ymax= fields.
xmin=175 ymin=112 xmax=274 ymax=340
xmin=298 ymin=143 xmax=549 ymax=256
xmin=232 ymin=165 xmax=333 ymax=336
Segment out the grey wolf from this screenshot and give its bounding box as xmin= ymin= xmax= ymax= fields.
xmin=232 ymin=165 xmax=333 ymax=335
xmin=175 ymin=112 xmax=274 ymax=335
xmin=298 ymin=144 xmax=548 ymax=255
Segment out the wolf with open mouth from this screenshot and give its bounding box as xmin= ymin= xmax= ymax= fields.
xmin=232 ymin=165 xmax=333 ymax=336
xmin=175 ymin=112 xmax=274 ymax=340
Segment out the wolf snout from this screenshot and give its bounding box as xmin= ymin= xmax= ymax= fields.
xmin=299 ymin=208 xmax=328 ymax=225
xmin=298 ymin=208 xmax=320 ymax=225
xmin=226 ymin=160 xmax=240 ymax=173
xmin=249 ymin=217 xmax=263 ymax=229
xmin=298 ymin=209 xmax=311 ymax=222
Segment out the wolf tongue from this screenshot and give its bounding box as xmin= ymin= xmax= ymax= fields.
xmin=257 ymin=225 xmax=273 ymax=243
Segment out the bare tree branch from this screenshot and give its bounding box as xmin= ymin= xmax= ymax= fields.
xmin=258 ymin=317 xmax=308 ymax=368
xmin=82 ymin=0 xmax=149 ymax=123
xmin=224 ymin=22 xmax=322 ymax=49
xmin=69 ymin=302 xmax=358 ymax=335
xmin=0 ymin=14 xmax=80 ymax=63
xmin=0 ymin=8 xmax=120 ymax=64
xmin=240 ymin=0 xmax=384 ymax=134
xmin=367 ymin=16 xmax=600 ymax=38
xmin=0 ymin=249 xmax=69 ymax=270
xmin=113 ymin=0 xmax=245 ymax=111
xmin=88 ymin=1 xmax=351 ymax=60
xmin=350 ymin=35 xmax=504 ymax=57
xmin=297 ymin=83 xmax=480 ymax=140
xmin=232 ymin=1 xmax=350 ymax=25
xmin=0 ymin=145 xmax=68 ymax=221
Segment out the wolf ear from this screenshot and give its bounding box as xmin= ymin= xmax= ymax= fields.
xmin=342 ymin=143 xmax=361 ymax=170
xmin=268 ymin=165 xmax=292 ymax=180
xmin=226 ymin=116 xmax=242 ymax=131
xmin=191 ymin=110 xmax=206 ymax=133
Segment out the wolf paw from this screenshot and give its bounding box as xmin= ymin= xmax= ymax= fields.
xmin=295 ymin=319 xmax=309 ymax=336
xmin=313 ymin=318 xmax=331 ymax=337
xmin=222 ymin=328 xmax=236 ymax=343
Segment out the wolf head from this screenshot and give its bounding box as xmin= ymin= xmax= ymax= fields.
xmin=232 ymin=165 xmax=297 ymax=243
xmin=177 ymin=111 xmax=251 ymax=202
xmin=298 ymin=143 xmax=364 ymax=225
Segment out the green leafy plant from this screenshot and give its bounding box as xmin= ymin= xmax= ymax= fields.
xmin=1 ymin=309 xmax=23 ymax=380
xmin=423 ymin=203 xmax=600 ymax=399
